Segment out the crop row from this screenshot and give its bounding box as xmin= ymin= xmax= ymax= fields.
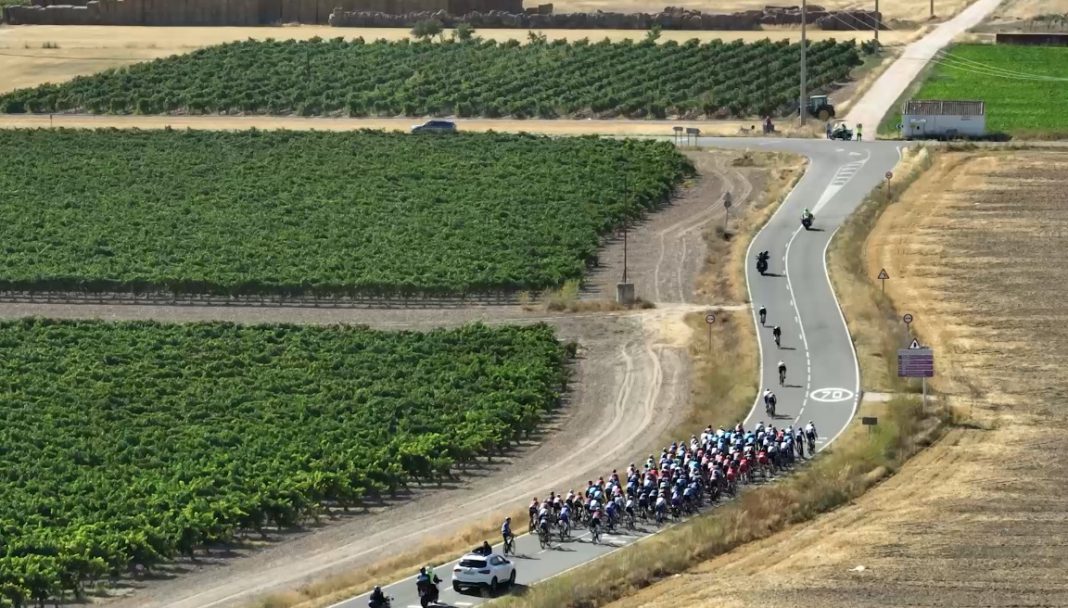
xmin=0 ymin=129 xmax=692 ymax=297
xmin=0 ymin=37 xmax=862 ymax=118
xmin=0 ymin=319 xmax=570 ymax=605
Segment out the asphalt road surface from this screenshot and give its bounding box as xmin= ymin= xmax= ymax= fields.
xmin=330 ymin=139 xmax=905 ymax=608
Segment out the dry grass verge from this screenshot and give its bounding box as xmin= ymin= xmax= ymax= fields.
xmin=828 ymin=145 xmax=933 ymax=391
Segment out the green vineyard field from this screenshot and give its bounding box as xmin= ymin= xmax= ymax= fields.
xmin=0 ymin=37 xmax=861 ymax=118
xmin=0 ymin=129 xmax=691 ymax=297
xmin=0 ymin=319 xmax=569 ymax=604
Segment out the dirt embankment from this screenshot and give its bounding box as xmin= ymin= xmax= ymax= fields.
xmin=602 ymin=148 xmax=1068 ymax=608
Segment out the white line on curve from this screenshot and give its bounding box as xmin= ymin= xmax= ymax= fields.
xmin=819 ymin=222 xmax=863 ymax=451
xmin=743 ymin=151 xmax=816 ymax=425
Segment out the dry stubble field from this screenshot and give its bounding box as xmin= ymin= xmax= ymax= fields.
xmin=604 ymin=148 xmax=1068 ymax=608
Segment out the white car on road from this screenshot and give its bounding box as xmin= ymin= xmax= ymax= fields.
xmin=451 ymin=552 xmax=515 ymax=593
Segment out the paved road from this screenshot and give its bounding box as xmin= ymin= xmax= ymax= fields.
xmin=329 ymin=140 xmax=904 ymax=608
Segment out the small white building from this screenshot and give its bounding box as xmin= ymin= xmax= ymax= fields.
xmin=900 ymin=99 xmax=986 ymax=139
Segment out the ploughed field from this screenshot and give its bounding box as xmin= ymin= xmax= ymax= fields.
xmin=0 ymin=319 xmax=569 ymax=605
xmin=886 ymin=44 xmax=1068 ymax=136
xmin=0 ymin=129 xmax=691 ymax=298
xmin=0 ymin=37 xmax=861 ymax=119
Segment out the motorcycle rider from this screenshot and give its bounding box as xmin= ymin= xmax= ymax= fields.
xmin=368 ymin=585 xmax=389 ymax=608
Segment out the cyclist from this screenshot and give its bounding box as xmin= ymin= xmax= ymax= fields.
xmin=655 ymin=493 xmax=668 ymax=523
xmin=778 ymin=360 xmax=787 ymax=386
xmin=772 ymin=325 xmax=782 ymax=347
xmin=528 ymin=497 xmax=539 ymax=529
xmin=589 ymin=507 xmax=602 ymax=542
xmin=501 ymin=517 xmax=514 ymax=554
xmin=805 ymin=421 xmax=818 ymax=451
xmin=559 ymin=504 xmax=571 ymax=536
xmin=758 ymin=305 xmax=767 ymax=326
xmin=537 ymin=513 xmax=551 ymax=546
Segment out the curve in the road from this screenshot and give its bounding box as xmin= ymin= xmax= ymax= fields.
xmin=331 ymin=139 xmax=905 ymax=608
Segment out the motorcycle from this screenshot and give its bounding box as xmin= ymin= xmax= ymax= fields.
xmin=801 ymin=213 xmax=813 ymax=230
xmin=417 ymin=576 xmax=441 ymax=608
xmin=756 ymin=251 xmax=770 ymax=275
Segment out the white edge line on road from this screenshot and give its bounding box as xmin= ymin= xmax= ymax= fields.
xmin=819 ymin=222 xmax=862 ymax=451
xmin=743 ymin=152 xmax=813 ymax=423
xmin=783 ymin=225 xmax=812 ymax=425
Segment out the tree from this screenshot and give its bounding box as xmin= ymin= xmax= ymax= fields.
xmin=454 ymin=22 xmax=476 ymax=42
xmin=411 ymin=19 xmax=443 ymax=41
xmin=644 ymin=24 xmax=662 ymax=44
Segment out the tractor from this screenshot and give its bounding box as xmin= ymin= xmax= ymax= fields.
xmin=806 ymin=94 xmax=836 ymax=121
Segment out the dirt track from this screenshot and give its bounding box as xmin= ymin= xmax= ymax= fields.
xmin=3 ymin=150 xmax=766 ymax=608
xmin=604 ymin=150 xmax=1068 ymax=608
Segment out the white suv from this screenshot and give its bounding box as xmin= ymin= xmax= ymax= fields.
xmin=451 ymin=552 xmax=516 ymax=593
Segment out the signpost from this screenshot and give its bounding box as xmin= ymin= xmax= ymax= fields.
xmin=673 ymin=126 xmax=683 ymax=145
xmin=898 ymin=337 xmax=933 ymax=409
xmin=705 ymin=312 xmax=716 ymax=351
xmin=902 ymin=313 xmax=913 ymax=336
xmin=862 ymin=416 xmax=878 ymax=434
xmin=885 ymin=170 xmax=894 ymax=198
xmin=685 ymin=127 xmax=701 ymax=146
xmin=722 ymin=191 xmax=733 ymax=229
xmin=877 ymin=268 xmax=889 ymax=292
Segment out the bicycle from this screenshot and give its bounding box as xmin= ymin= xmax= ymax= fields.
xmin=538 ymin=527 xmax=551 ymax=549
xmin=590 ymin=522 xmax=601 ymax=544
xmin=502 ymin=534 xmax=516 ymax=556
xmin=779 ymin=367 xmax=786 ymax=386
xmin=558 ymin=519 xmax=570 ymax=541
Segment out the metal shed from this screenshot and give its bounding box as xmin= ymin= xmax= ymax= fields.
xmin=901 ymin=99 xmax=986 ymax=139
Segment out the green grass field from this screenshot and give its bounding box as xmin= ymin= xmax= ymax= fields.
xmin=882 ymin=44 xmax=1068 ymax=137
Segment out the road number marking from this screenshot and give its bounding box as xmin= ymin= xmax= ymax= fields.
xmin=809 ymin=387 xmax=855 ymax=402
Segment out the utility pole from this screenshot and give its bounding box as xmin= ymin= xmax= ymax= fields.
xmin=622 ymin=173 xmax=629 ymax=284
xmin=799 ymin=0 xmax=807 ymax=127
xmin=874 ymin=0 xmax=879 ymax=42
xmin=930 ymin=0 xmax=934 ymax=19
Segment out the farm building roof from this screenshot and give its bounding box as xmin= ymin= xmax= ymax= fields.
xmin=903 ymin=99 xmax=986 ymax=116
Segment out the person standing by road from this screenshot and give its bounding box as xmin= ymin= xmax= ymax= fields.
xmin=826 ymin=121 xmax=833 ymax=139
xmin=855 ymin=123 xmax=863 ymax=141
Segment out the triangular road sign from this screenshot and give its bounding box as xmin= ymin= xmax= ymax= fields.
xmin=878 ymin=268 xmax=890 ymax=280
xmin=908 ymin=339 xmax=922 ymax=349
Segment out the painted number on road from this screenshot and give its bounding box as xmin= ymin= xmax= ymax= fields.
xmin=809 ymin=388 xmax=855 ymax=402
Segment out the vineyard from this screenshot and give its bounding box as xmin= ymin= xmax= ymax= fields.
xmin=0 ymin=37 xmax=861 ymax=118
xmin=0 ymin=129 xmax=691 ymax=298
xmin=0 ymin=318 xmax=569 ymax=605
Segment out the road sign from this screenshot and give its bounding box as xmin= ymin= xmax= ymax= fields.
xmin=898 ymin=344 xmax=934 ymax=377
xmin=861 ymin=416 xmax=878 ymax=426
xmin=903 ymin=313 xmax=913 ymax=325
xmin=705 ymin=312 xmax=717 ymax=324
xmin=885 ymin=170 xmax=893 ymax=180
xmin=878 ymin=269 xmax=889 ymax=280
